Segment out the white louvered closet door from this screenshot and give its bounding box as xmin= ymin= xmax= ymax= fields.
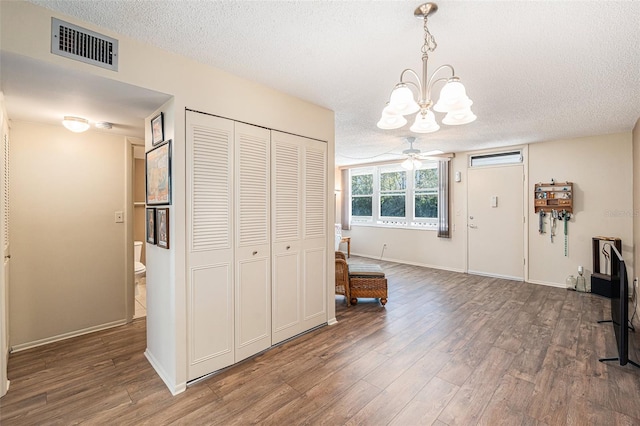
xmin=186 ymin=112 xmax=235 ymax=380
xmin=271 ymin=132 xmax=327 ymax=344
xmin=234 ymin=123 xmax=271 ymax=362
xmin=301 ymin=139 xmax=327 ymax=331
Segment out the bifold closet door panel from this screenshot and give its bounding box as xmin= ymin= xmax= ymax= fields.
xmin=300 ymin=138 xmax=328 ymax=330
xmin=234 ymin=122 xmax=271 ymax=361
xmin=271 ymin=134 xmax=303 ymax=344
xmin=271 ymin=132 xmax=327 ymax=344
xmin=186 ymin=111 xmax=235 ymax=380
xmin=271 ymin=242 xmax=301 ymax=344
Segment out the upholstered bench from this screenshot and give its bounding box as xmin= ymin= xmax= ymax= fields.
xmin=348 ymin=264 xmax=388 ymax=306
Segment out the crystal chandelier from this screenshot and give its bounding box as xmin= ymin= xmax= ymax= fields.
xmin=377 ymin=3 xmax=476 ymax=134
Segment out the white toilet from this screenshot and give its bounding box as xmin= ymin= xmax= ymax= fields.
xmin=134 ymin=241 xmax=146 ymax=290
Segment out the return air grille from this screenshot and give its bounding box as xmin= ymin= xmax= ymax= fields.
xmin=51 ymin=18 xmax=118 ymax=71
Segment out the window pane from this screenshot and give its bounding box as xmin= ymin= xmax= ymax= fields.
xmin=415 ymin=194 xmax=437 ymax=218
xmin=351 ymin=174 xmax=373 ymax=196
xmin=352 ymin=197 xmax=372 ymax=216
xmin=380 ymin=171 xmax=406 ymax=191
xmin=415 ymin=168 xmax=438 ymax=189
xmin=380 ymin=195 xmax=405 ymax=217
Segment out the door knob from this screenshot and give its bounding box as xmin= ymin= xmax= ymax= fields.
xmin=286 ymin=245 xmax=290 ymax=250
xmin=469 ymin=224 xmax=477 ymax=229
xmin=252 ymin=251 xmax=258 ymax=255
xmin=4 ymin=255 xmax=10 ymax=259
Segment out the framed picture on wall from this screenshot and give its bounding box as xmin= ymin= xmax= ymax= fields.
xmin=145 ymin=140 xmax=172 ymax=205
xmin=151 ymin=112 xmax=164 ymax=145
xmin=156 ymin=208 xmax=170 ymax=249
xmin=146 ymin=208 xmax=156 ymax=244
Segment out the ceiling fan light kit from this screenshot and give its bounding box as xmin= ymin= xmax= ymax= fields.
xmin=378 ymin=2 xmax=476 ymax=134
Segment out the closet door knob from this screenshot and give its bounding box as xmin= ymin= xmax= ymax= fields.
xmin=286 ymin=245 xmax=291 ymax=250
xmin=252 ymin=251 xmax=258 ymax=255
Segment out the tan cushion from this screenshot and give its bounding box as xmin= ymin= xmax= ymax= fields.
xmin=348 ymin=264 xmax=385 ymax=277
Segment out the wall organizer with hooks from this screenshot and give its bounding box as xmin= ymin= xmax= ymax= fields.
xmin=534 ymin=181 xmax=573 ymax=214
xmin=535 ymin=180 xmax=574 ymax=256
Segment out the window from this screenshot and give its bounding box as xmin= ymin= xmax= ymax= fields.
xmin=351 ymin=170 xmax=373 ymax=218
xmin=350 ymin=162 xmax=440 ymax=228
xmin=469 ymin=150 xmax=522 ymax=167
xmin=414 ymin=167 xmax=438 ymax=219
xmin=379 ymin=169 xmax=406 ymax=218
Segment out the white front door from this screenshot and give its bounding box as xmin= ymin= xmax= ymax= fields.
xmin=467 ymin=165 xmax=524 ymax=280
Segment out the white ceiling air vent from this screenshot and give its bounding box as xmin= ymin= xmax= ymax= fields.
xmin=51 ymin=18 xmax=118 ymax=71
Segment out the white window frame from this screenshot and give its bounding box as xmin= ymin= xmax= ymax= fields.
xmin=350 ymin=162 xmax=439 ymax=229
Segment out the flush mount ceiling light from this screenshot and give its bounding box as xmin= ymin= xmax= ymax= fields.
xmin=400 ymin=137 xmax=444 ymax=170
xmin=377 ymin=3 xmax=476 ymax=134
xmin=62 ymin=116 xmax=90 ymax=133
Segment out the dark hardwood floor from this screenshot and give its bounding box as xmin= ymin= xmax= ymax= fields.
xmin=2 ymin=257 xmax=640 ymax=425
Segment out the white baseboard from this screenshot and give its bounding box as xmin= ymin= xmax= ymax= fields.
xmin=10 ymin=319 xmax=127 ymax=353
xmin=351 ymin=252 xmax=465 ymax=274
xmin=468 ymin=270 xmax=524 ymax=282
xmin=327 ymin=317 xmax=338 ymax=326
xmin=526 ymin=279 xmax=566 ymax=289
xmin=145 ymin=349 xmax=186 ymax=396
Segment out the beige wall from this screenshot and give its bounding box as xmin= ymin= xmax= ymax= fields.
xmin=528 ymin=133 xmax=634 ymax=286
xmin=633 ymin=117 xmax=640 ymax=326
xmin=339 ymin=133 xmax=634 ymax=288
xmin=1 ymin=1 xmax=335 ymax=394
xmin=10 ymin=121 xmax=127 ymax=347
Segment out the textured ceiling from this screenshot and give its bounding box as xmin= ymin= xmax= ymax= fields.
xmin=14 ymin=1 xmax=640 ymax=165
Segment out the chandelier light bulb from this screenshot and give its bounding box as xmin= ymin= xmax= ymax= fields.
xmin=377 ymin=110 xmax=408 ymax=129
xmin=62 ymin=116 xmax=90 ymax=133
xmin=410 ymin=110 xmax=440 ymax=133
xmin=433 ymin=81 xmax=473 ymax=113
xmin=442 ymin=108 xmax=477 ymax=125
xmin=388 ymin=85 xmax=420 ymax=115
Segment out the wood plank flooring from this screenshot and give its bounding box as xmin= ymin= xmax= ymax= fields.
xmin=2 ymin=257 xmax=640 ymax=425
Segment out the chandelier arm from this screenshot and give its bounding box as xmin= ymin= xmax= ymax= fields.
xmin=425 ymin=64 xmax=456 ymax=100
xmin=399 ymin=69 xmax=424 ymax=96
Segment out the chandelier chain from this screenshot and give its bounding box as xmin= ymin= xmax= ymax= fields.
xmin=421 ymin=16 xmax=437 ymax=59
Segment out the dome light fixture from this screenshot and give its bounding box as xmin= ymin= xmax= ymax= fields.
xmin=62 ymin=116 xmax=90 ymax=133
xmin=377 ymin=3 xmax=476 ymax=134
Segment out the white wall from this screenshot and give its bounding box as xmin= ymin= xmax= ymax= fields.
xmin=10 ymin=121 xmax=127 ymax=348
xmin=528 ymin=133 xmax=634 ymax=287
xmin=1 ymin=1 xmax=335 ymax=395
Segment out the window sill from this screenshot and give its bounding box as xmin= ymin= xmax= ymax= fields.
xmin=351 ymin=222 xmax=437 ymax=231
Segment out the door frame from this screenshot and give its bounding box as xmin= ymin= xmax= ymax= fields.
xmin=466 ymin=146 xmax=529 ymax=282
xmin=1 ymin=94 xmax=10 ymax=397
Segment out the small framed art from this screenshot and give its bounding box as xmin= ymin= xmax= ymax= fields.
xmin=145 ymin=139 xmax=171 ymax=205
xmin=146 ymin=208 xmax=156 ymax=244
xmin=151 ymin=112 xmax=164 ymax=145
xmin=156 ymin=208 xmax=170 ymax=249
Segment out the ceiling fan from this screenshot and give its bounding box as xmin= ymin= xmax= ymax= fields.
xmin=400 ymin=137 xmax=444 ymax=170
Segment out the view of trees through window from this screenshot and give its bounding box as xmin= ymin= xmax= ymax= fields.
xmin=351 ymin=173 xmax=373 ymax=216
xmin=350 ymin=164 xmax=439 ymax=225
xmin=415 ymin=168 xmax=438 ymax=218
